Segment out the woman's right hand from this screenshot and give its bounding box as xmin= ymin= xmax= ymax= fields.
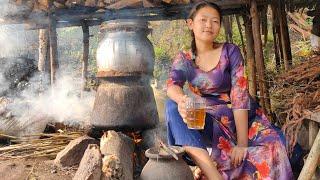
xmin=178 ymin=95 xmax=188 ymax=123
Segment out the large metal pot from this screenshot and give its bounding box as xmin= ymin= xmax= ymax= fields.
xmin=96 ymin=19 xmax=154 ymax=77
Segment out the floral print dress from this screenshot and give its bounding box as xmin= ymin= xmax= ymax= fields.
xmin=166 ymin=43 xmax=293 ymax=180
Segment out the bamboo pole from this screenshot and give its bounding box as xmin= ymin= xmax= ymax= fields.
xmin=250 ymin=0 xmax=270 ymax=113
xmin=243 ymin=13 xmax=257 ymax=100
xmin=48 ymin=0 xmax=59 ymax=86
xmin=81 ymin=21 xmax=89 ymax=95
xmin=298 ymin=129 xmax=320 ymax=180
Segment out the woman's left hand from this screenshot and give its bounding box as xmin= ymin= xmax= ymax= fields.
xmin=230 ymin=146 xmax=247 ymax=167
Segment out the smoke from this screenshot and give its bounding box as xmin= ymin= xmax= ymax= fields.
xmin=1 ymin=70 xmax=95 ymax=136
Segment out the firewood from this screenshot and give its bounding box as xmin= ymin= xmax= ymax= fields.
xmin=100 ymin=131 xmax=134 ymax=180
xmin=106 ymin=0 xmax=142 ymax=9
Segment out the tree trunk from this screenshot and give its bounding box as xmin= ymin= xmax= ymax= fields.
xmin=243 ymin=13 xmax=257 ymax=100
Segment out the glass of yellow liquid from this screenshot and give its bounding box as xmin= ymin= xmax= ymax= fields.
xmin=185 ymin=96 xmax=206 ymax=129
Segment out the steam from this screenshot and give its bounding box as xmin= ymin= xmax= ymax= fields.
xmin=0 ymin=0 xmax=95 ymax=135
xmin=14 ymin=71 xmax=95 ymax=125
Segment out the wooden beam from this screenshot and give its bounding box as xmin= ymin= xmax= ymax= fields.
xmin=1 ymin=2 xmax=269 ymax=29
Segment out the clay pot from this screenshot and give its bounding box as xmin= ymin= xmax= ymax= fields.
xmin=140 ymin=146 xmax=194 ymax=180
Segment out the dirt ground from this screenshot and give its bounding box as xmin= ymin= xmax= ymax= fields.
xmin=0 ymin=158 xmax=76 ymax=180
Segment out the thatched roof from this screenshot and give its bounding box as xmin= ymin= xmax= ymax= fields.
xmin=0 ymin=0 xmax=318 ymax=29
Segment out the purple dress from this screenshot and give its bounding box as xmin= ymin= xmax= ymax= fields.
xmin=166 ymin=43 xmax=293 ymax=179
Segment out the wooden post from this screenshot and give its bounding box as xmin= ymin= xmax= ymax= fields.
xmin=250 ymin=0 xmax=270 ymax=113
xmin=277 ymin=0 xmax=292 ymax=70
xmin=298 ymin=129 xmax=320 ymax=180
xmin=243 ymin=13 xmax=257 ymax=100
xmin=271 ymin=1 xmax=281 ymax=72
xmin=223 ymin=15 xmax=233 ymax=43
xmin=38 ymin=29 xmax=50 ymax=73
xmin=48 ymin=0 xmax=59 ymax=85
xmin=260 ymin=7 xmax=268 ymax=46
xmin=235 ymin=15 xmax=246 ymax=60
xmin=81 ymin=21 xmax=89 ymax=94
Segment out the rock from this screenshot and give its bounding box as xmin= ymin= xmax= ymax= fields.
xmin=73 ymin=144 xmax=102 ymax=180
xmin=54 ymin=135 xmax=99 ymax=167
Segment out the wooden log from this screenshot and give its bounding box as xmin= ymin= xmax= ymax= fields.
xmin=250 ymin=0 xmax=270 ymax=113
xmin=82 ymin=21 xmax=89 ymax=93
xmin=298 ymin=129 xmax=320 ymax=180
xmin=48 ymin=0 xmax=59 ymax=85
xmin=100 ymin=131 xmax=134 ymax=180
xmin=38 ymin=29 xmax=50 ymax=73
xmin=73 ymin=144 xmax=102 ymax=180
xmin=85 ymin=0 xmax=98 ymax=7
xmin=107 ymin=0 xmax=142 ymax=9
xmin=243 ymin=13 xmax=257 ymax=100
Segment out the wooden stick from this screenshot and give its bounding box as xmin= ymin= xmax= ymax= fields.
xmin=298 ymin=130 xmax=320 ymax=180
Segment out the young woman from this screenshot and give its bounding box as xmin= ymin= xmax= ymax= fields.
xmin=165 ymin=1 xmax=293 ymax=179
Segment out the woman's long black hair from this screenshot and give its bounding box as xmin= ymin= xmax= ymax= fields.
xmin=187 ymin=1 xmax=222 ymax=61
